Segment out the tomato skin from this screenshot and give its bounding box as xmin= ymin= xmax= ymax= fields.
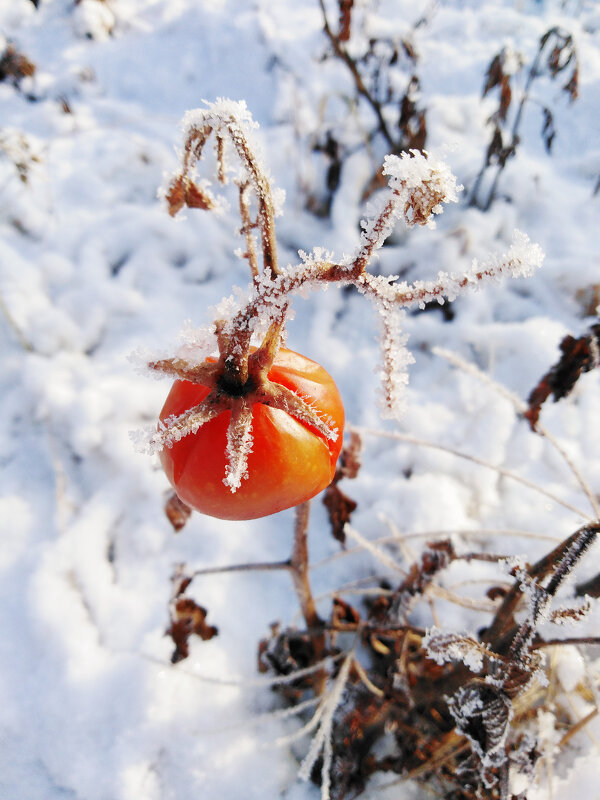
xmin=159 ymin=348 xmax=344 ymax=520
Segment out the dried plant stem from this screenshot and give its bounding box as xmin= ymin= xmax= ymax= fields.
xmin=291 ymin=500 xmax=327 ymax=694
xmin=191 ymin=560 xmax=291 ymax=578
xmin=434 ymin=346 xmax=600 ymax=519
xmin=559 ymin=708 xmax=599 ymax=748
xmin=318 ymin=0 xmax=395 ymax=150
xmin=484 ymin=522 xmax=599 ymax=651
xmin=352 ymin=426 xmax=591 ymax=519
xmin=237 ymin=180 xmax=260 ymax=279
xmin=179 ymin=109 xmax=279 ymax=278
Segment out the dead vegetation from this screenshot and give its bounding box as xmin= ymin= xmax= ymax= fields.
xmin=141 ymin=99 xmax=600 ymax=799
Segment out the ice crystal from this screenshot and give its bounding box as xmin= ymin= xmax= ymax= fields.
xmin=381 ymin=149 xmax=462 ymax=228
xmin=144 ymin=405 xmax=221 ymax=454
xmin=423 ymin=627 xmax=491 ymax=674
xmin=375 ymin=306 xmax=414 ymax=420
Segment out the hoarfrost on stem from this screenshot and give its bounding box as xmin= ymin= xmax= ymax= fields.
xmin=142 ymin=99 xmax=545 ymax=492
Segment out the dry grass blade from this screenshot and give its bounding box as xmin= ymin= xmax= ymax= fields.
xmin=433 ymin=346 xmax=600 ymax=519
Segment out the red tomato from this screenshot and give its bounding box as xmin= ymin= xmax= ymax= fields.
xmin=159 ymin=348 xmax=344 ymax=520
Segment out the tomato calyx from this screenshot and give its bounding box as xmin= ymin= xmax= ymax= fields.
xmin=150 ymin=318 xmax=339 ymax=493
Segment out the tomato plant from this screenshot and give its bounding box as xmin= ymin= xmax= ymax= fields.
xmin=159 ymin=348 xmax=344 ymax=520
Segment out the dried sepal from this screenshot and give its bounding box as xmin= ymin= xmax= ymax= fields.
xmin=151 ymin=398 xmax=224 ymax=453
xmin=223 ymin=400 xmax=254 ymax=491
xmin=148 ymin=356 xmax=220 ymax=385
xmin=264 ymin=383 xmax=339 ymax=444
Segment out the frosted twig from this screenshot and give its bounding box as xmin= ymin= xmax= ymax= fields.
xmin=344 ymin=524 xmax=408 ymax=574
xmin=136 ymin=650 xmax=345 ymax=688
xmin=351 ymin=425 xmax=592 ymax=520
xmin=202 ymin=695 xmax=322 ymax=736
xmin=358 ymin=230 xmax=543 ymax=310
xmin=298 ymin=649 xmax=354 ymax=790
xmin=174 ymin=99 xmax=280 ymax=278
xmin=433 ymin=345 xmax=600 ymax=519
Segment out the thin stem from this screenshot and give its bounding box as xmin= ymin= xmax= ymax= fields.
xmin=352 ymin=425 xmax=592 ymax=520
xmin=319 ymin=0 xmax=395 ymax=150
xmin=237 ymin=181 xmax=260 ymax=279
xmin=433 ymin=345 xmax=600 ymax=519
xmin=291 ymin=500 xmax=322 ymax=630
xmin=191 ymin=560 xmax=291 ymax=578
xmin=290 ymin=500 xmax=327 ymax=694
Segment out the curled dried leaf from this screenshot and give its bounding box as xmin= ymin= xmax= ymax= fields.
xmin=167 ymin=597 xmax=218 ymax=664
xmin=165 ymin=491 xmax=192 ymax=532
xmin=323 ymin=484 xmax=357 ymax=545
xmin=525 ymin=324 xmax=600 ymax=428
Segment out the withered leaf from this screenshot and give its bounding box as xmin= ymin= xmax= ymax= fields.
xmin=541 ymin=107 xmax=555 ymax=153
xmin=165 ymin=491 xmax=192 ymax=532
xmin=483 ymin=53 xmax=503 ymax=97
xmin=184 ymin=180 xmax=214 ymax=211
xmin=338 ymin=430 xmax=362 ymax=480
xmin=165 ymin=176 xmax=214 ymax=217
xmin=564 ymin=67 xmax=578 ymax=102
xmin=338 ymin=0 xmax=353 ymax=42
xmin=323 ymin=484 xmax=357 ymax=545
xmin=0 ymin=44 xmax=36 ymax=86
xmin=485 ymin=126 xmax=503 ymax=167
xmin=499 ymin=75 xmax=512 ymax=122
xmin=525 ymin=324 xmax=600 ymax=428
xmin=332 ymin=596 xmax=361 ymax=628
xmin=167 ymin=597 xmax=218 ymax=664
xmin=165 ymin=175 xmax=186 ymax=216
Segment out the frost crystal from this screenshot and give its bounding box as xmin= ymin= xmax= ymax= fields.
xmin=224 ymin=402 xmax=254 ymax=491
xmin=423 ymin=627 xmax=494 ymax=674
xmin=376 ymin=306 xmax=414 ymax=421
xmin=381 ymin=149 xmax=462 ymax=228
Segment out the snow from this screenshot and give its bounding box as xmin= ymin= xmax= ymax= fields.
xmin=1 ymin=1 xmax=600 ymax=799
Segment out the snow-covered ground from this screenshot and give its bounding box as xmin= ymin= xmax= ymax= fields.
xmin=1 ymin=1 xmax=599 ymax=798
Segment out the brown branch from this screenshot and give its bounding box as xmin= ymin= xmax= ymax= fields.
xmin=319 ymin=0 xmax=395 ymax=150
xmin=290 ymin=500 xmax=327 ymax=693
xmin=237 ymin=181 xmax=260 ymax=279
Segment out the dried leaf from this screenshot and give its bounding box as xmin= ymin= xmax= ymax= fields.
xmin=165 ymin=491 xmax=192 ymax=532
xmin=485 ymin=126 xmax=504 ymax=167
xmin=165 ymin=175 xmax=186 ymax=216
xmin=0 ymin=44 xmax=36 ymax=86
xmin=525 ymin=324 xmax=600 ymax=428
xmin=184 ymin=180 xmax=214 ymax=211
xmin=167 ymin=597 xmax=218 ymax=663
xmin=498 ymin=75 xmax=512 ymax=122
xmin=165 ymin=175 xmax=214 ymax=217
xmin=483 ymin=53 xmax=504 ymax=97
xmin=332 ymin=597 xmax=361 ymax=628
xmin=338 ymin=0 xmax=353 ymax=42
xmin=541 ymin=107 xmax=555 ymax=153
xmin=338 ymin=431 xmax=362 ymax=479
xmin=564 ymin=67 xmax=578 ymax=102
xmin=323 ymin=484 xmax=357 ymax=545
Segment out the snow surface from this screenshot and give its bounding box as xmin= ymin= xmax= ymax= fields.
xmin=1 ymin=1 xmax=599 ymax=799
